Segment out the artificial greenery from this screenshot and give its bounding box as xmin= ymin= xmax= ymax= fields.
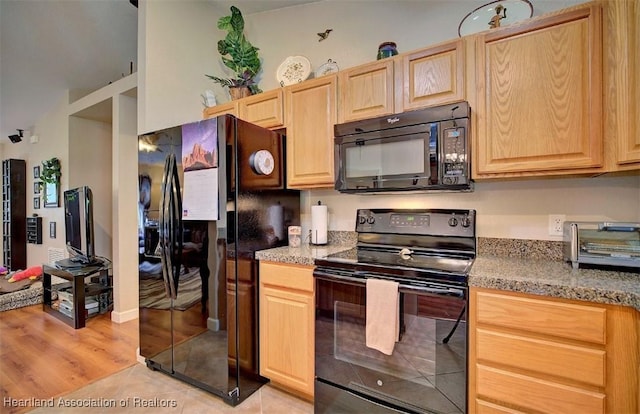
xmin=205 ymin=6 xmax=262 ymax=94
xmin=39 ymin=158 xmax=61 ymax=186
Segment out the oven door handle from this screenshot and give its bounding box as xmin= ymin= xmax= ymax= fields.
xmin=313 ymin=270 xmax=466 ymax=298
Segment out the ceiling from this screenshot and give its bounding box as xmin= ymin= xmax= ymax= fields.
xmin=0 ymin=0 xmax=321 ymax=144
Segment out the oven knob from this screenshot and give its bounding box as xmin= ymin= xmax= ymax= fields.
xmin=448 ymin=217 xmax=458 ymax=227
xmin=367 ymin=216 xmax=375 ymax=224
xmin=461 ymin=216 xmax=471 ymax=228
xmin=358 ymin=216 xmax=366 ymax=225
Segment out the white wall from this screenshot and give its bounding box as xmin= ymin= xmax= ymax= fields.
xmin=138 ymin=0 xmax=221 ymax=134
xmin=259 ymin=0 xmax=637 ymax=240
xmin=0 ymin=75 xmax=139 ymax=321
xmin=243 ymin=0 xmax=587 ymax=93
xmin=112 ymin=93 xmax=139 ymax=322
xmin=303 ymin=175 xmax=640 ymax=241
xmin=68 ymin=116 xmax=113 ymax=258
xmin=2 ymin=93 xmax=71 ymax=266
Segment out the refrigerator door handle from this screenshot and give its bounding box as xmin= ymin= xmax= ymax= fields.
xmin=158 ymin=155 xmax=173 ymax=299
xmin=168 ymin=156 xmax=183 ymax=299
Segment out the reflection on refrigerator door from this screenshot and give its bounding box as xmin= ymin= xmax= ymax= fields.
xmin=137 ymin=114 xmax=300 ymax=406
xmin=137 ymin=119 xmax=241 ymax=405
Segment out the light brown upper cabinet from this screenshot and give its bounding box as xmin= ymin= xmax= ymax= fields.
xmin=338 ymin=39 xmax=465 ymax=123
xmin=474 ymin=4 xmax=603 ymax=177
xmin=402 ymin=39 xmax=465 ymax=111
xmin=203 ymin=100 xmax=238 ymax=119
xmin=338 ymin=59 xmax=396 ymax=123
xmin=237 ymin=89 xmax=284 ymax=129
xmin=285 ymin=75 xmax=337 ymax=189
xmin=604 ymin=0 xmax=640 ymax=168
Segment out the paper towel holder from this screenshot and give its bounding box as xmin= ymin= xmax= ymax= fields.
xmin=310 ymin=200 xmax=328 ymax=246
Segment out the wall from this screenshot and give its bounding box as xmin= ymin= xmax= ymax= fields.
xmin=2 ymin=93 xmax=71 ymax=266
xmin=243 ymin=0 xmax=587 ymax=93
xmin=231 ymin=0 xmax=640 ymax=240
xmin=304 ymin=175 xmax=640 ymax=241
xmin=138 ymin=0 xmax=221 ymax=134
xmin=0 ymin=75 xmax=138 ymax=322
xmin=68 ymin=116 xmax=113 ymax=258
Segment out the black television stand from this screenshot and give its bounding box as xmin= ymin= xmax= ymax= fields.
xmin=42 ymin=261 xmax=112 ymax=329
xmin=55 ymin=257 xmax=103 ymax=270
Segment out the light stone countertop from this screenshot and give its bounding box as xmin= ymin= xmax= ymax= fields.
xmin=256 ymin=244 xmax=640 ymax=312
xmin=255 ymin=244 xmax=354 ymax=266
xmin=470 ymin=256 xmax=640 ymax=311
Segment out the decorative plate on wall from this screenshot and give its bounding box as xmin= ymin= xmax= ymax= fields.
xmin=458 ymin=0 xmax=533 ymax=37
xmin=276 ymin=55 xmax=312 ymax=87
xmin=315 ymin=59 xmax=339 ymax=77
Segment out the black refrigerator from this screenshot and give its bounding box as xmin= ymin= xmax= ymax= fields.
xmin=137 ymin=115 xmax=300 ymax=405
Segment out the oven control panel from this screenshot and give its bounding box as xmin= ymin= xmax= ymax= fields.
xmin=356 ymin=209 xmax=475 ymax=237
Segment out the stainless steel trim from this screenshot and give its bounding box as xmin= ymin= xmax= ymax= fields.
xmin=599 ymin=222 xmax=640 ymax=232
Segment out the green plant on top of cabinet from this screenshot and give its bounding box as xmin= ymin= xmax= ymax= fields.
xmin=474 ymin=4 xmax=603 ymax=177
xmin=285 ymin=74 xmax=337 ymax=188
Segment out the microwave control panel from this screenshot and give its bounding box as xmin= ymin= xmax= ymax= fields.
xmin=441 ymin=126 xmax=468 ymax=184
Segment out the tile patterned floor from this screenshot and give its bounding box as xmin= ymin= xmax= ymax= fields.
xmin=28 ymin=363 xmax=313 ymax=414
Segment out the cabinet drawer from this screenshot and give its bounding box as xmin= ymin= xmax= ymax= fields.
xmin=475 ymin=291 xmax=606 ymax=344
xmin=475 ymin=399 xmax=526 ymax=414
xmin=260 ymin=262 xmax=314 ymax=292
xmin=476 ymin=328 xmax=605 ymax=387
xmin=476 ymin=365 xmax=605 ymax=414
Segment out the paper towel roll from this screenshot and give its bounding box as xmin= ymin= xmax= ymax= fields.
xmin=266 ymin=204 xmax=284 ymax=241
xmin=311 ymin=203 xmax=328 ymax=245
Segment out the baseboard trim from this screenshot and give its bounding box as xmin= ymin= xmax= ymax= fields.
xmin=111 ymin=307 xmax=138 ymax=323
xmin=207 ymin=317 xmax=220 ymax=331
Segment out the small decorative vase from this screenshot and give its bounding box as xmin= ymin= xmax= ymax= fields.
xmin=229 ymin=86 xmax=252 ymax=100
xmin=377 ymin=42 xmax=398 ymax=60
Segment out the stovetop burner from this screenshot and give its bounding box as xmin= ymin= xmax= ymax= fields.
xmin=315 ymin=208 xmax=477 ymax=285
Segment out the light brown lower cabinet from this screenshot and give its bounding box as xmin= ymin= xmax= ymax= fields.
xmin=259 ymin=261 xmax=315 ymax=399
xmin=469 ymin=287 xmax=639 ymax=414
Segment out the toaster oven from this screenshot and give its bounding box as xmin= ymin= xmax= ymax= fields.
xmin=563 ymin=221 xmax=640 ymax=269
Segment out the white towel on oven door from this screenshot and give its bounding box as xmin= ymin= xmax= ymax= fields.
xmin=365 ymin=278 xmax=400 ymax=355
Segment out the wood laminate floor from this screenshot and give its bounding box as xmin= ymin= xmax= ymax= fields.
xmin=0 ymin=305 xmax=312 ymax=414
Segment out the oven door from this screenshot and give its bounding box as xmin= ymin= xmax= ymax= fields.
xmin=334 ymin=123 xmax=437 ymax=192
xmin=314 ymin=271 xmax=467 ymax=414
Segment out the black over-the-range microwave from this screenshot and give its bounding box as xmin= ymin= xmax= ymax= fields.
xmin=334 ymin=101 xmax=472 ymax=193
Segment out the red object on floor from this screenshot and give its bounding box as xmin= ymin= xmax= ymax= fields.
xmin=8 ymin=266 xmax=43 ymax=282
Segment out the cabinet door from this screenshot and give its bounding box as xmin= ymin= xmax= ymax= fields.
xmin=402 ymin=39 xmax=465 ymax=111
xmin=259 ymin=262 xmax=314 ymax=398
xmin=469 ymin=287 xmax=639 ymax=414
xmin=202 ymin=101 xmax=238 ymax=119
xmin=238 ymin=89 xmax=284 ymax=129
xmin=338 ymin=59 xmax=395 ymax=123
xmin=474 ymin=5 xmax=603 ymax=176
xmin=226 ymin=259 xmax=257 ymax=372
xmin=285 ymin=75 xmax=337 ymax=188
xmin=606 ymin=0 xmax=640 ymax=166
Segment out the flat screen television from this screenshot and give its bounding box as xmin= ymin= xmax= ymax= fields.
xmin=60 ymin=186 xmax=97 ymax=267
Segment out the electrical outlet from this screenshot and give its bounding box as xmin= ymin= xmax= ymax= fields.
xmin=548 ymin=214 xmax=566 ymax=236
